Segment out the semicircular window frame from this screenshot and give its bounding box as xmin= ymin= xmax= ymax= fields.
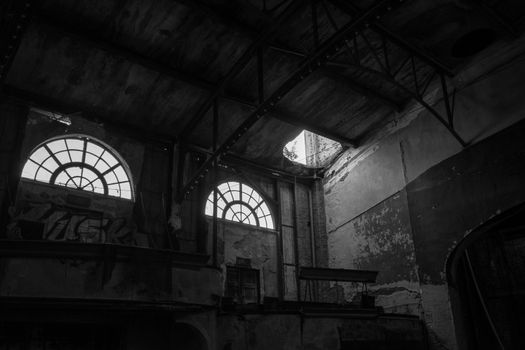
xmin=205 ymin=181 xmax=274 ymax=229
xmin=21 ymin=135 xmax=135 ymax=200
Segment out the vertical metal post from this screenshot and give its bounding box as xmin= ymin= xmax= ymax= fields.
xmin=175 ymin=141 xmax=186 ymax=199
xmin=292 ymin=177 xmax=301 ymax=301
xmin=311 ymin=0 xmax=320 ymax=47
xmin=257 ymin=46 xmax=265 ymax=104
xmin=274 ymin=179 xmax=285 ymax=301
xmin=166 ymin=140 xmax=175 ymax=219
xmin=212 ymin=98 xmax=219 ymax=267
xmin=440 ymin=73 xmax=454 ymax=127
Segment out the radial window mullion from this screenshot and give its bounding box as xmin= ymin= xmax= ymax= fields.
xmin=21 ymin=136 xmax=133 ymax=200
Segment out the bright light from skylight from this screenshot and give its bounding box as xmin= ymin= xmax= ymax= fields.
xmin=283 ymin=130 xmax=343 ymax=168
xmin=283 ymin=130 xmax=307 ymax=165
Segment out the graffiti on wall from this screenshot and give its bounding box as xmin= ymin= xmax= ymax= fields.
xmin=7 ymin=202 xmax=136 ymax=244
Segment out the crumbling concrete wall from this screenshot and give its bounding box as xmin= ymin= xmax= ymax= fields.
xmin=322 ymin=49 xmax=525 ymax=349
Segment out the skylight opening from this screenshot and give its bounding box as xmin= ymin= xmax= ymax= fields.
xmin=283 ymin=130 xmax=342 ymax=168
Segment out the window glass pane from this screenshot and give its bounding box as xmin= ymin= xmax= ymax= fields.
xmin=69 ymin=150 xmax=83 ymax=162
xmin=120 ymin=182 xmax=131 ymax=199
xmin=113 ymin=165 xmax=128 ymax=182
xmin=95 ymin=159 xmax=110 ymax=174
xmin=54 ymin=171 xmax=70 ymax=186
xmin=205 ymin=200 xmax=213 ymax=216
xmin=92 ymin=179 xmax=104 ymax=194
xmin=35 ymin=168 xmax=51 ymax=183
xmin=54 ymin=150 xmax=70 ymax=164
xmin=46 ymin=139 xmax=67 ymax=153
xmin=84 ymin=152 xmax=99 ymax=166
xmin=104 ymin=171 xmax=118 ymax=185
xmin=259 ymin=202 xmax=271 ymax=216
xmin=29 ymin=147 xmax=50 ymax=164
xmin=41 ymin=157 xmax=59 ymax=173
xmin=101 ymin=151 xmax=119 ymax=167
xmin=66 ymin=138 xmax=84 ymax=151
xmin=22 ymin=161 xmax=39 ymax=179
xmin=108 ymin=185 xmax=120 ymax=197
xmin=67 ymin=166 xmax=82 ymax=178
xmin=86 ymin=142 xmax=104 ymax=157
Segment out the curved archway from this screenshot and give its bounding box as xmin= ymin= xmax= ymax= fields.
xmin=21 ymin=134 xmax=134 ymax=200
xmin=446 ymin=202 xmax=525 ymax=350
xmin=172 ymin=323 xmax=208 ymax=350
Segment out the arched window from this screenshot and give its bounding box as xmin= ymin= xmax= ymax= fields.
xmin=205 ymin=181 xmax=274 ymax=229
xmin=21 ymin=135 xmax=134 ymax=200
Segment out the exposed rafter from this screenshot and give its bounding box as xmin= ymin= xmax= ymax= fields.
xmin=2 ymin=84 xmax=175 ymax=145
xmin=267 ymin=110 xmax=357 ymax=147
xmin=33 ymin=13 xmax=257 ymax=109
xmin=178 ymin=0 xmax=303 ymax=137
xmin=177 ymin=0 xmax=402 ymax=201
xmin=324 ymin=0 xmax=467 ymax=147
xmin=328 ymin=0 xmax=454 ymax=75
xmin=0 ymin=1 xmax=34 ymax=83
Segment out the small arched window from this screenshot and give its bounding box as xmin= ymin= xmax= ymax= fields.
xmin=205 ymin=181 xmax=274 ymax=229
xmin=21 ymin=135 xmax=134 ymax=200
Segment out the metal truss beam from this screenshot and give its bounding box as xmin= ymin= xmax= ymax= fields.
xmin=325 ymin=0 xmax=467 ymax=147
xmin=178 ymin=0 xmax=303 ymax=137
xmin=328 ymin=0 xmax=454 ymax=76
xmin=177 ymin=0 xmax=401 ymax=201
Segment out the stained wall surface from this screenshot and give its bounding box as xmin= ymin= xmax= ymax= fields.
xmin=323 ymin=49 xmax=525 ymax=349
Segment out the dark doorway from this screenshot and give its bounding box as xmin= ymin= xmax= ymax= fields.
xmin=448 ymin=204 xmax=525 ymax=350
xmin=171 ymin=323 xmax=207 ymax=350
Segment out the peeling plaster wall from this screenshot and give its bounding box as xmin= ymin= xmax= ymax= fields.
xmin=323 ymin=53 xmax=525 ymax=349
xmin=217 ymin=220 xmax=279 ymax=299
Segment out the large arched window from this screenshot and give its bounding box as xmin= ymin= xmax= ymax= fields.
xmin=205 ymin=181 xmax=274 ymax=229
xmin=21 ymin=135 xmax=134 ymax=200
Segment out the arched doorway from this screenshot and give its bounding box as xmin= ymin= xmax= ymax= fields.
xmin=447 ymin=203 xmax=525 ymax=350
xmin=171 ymin=323 xmax=208 ymax=350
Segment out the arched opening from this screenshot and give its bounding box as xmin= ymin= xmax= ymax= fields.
xmin=171 ymin=323 xmax=208 ymax=350
xmin=447 ymin=203 xmax=525 ymax=350
xmin=205 ymin=181 xmax=274 ymax=229
xmin=21 ymin=134 xmax=134 ymax=200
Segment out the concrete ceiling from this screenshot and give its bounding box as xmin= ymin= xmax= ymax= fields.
xmin=1 ymin=0 xmax=524 ymax=175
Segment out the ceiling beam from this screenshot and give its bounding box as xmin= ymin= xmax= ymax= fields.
xmin=173 ymin=0 xmax=300 ymax=56
xmin=328 ymin=0 xmax=454 ymax=76
xmin=321 ymin=66 xmax=403 ymax=111
xmin=33 ymin=13 xmax=257 ymax=109
xmin=175 ymin=0 xmax=403 ymax=112
xmin=267 ymin=110 xmax=357 ymax=147
xmin=178 ymin=0 xmax=397 ymax=200
xmin=2 ymin=84 xmax=175 ymax=145
xmin=178 ymin=0 xmax=303 ymax=137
